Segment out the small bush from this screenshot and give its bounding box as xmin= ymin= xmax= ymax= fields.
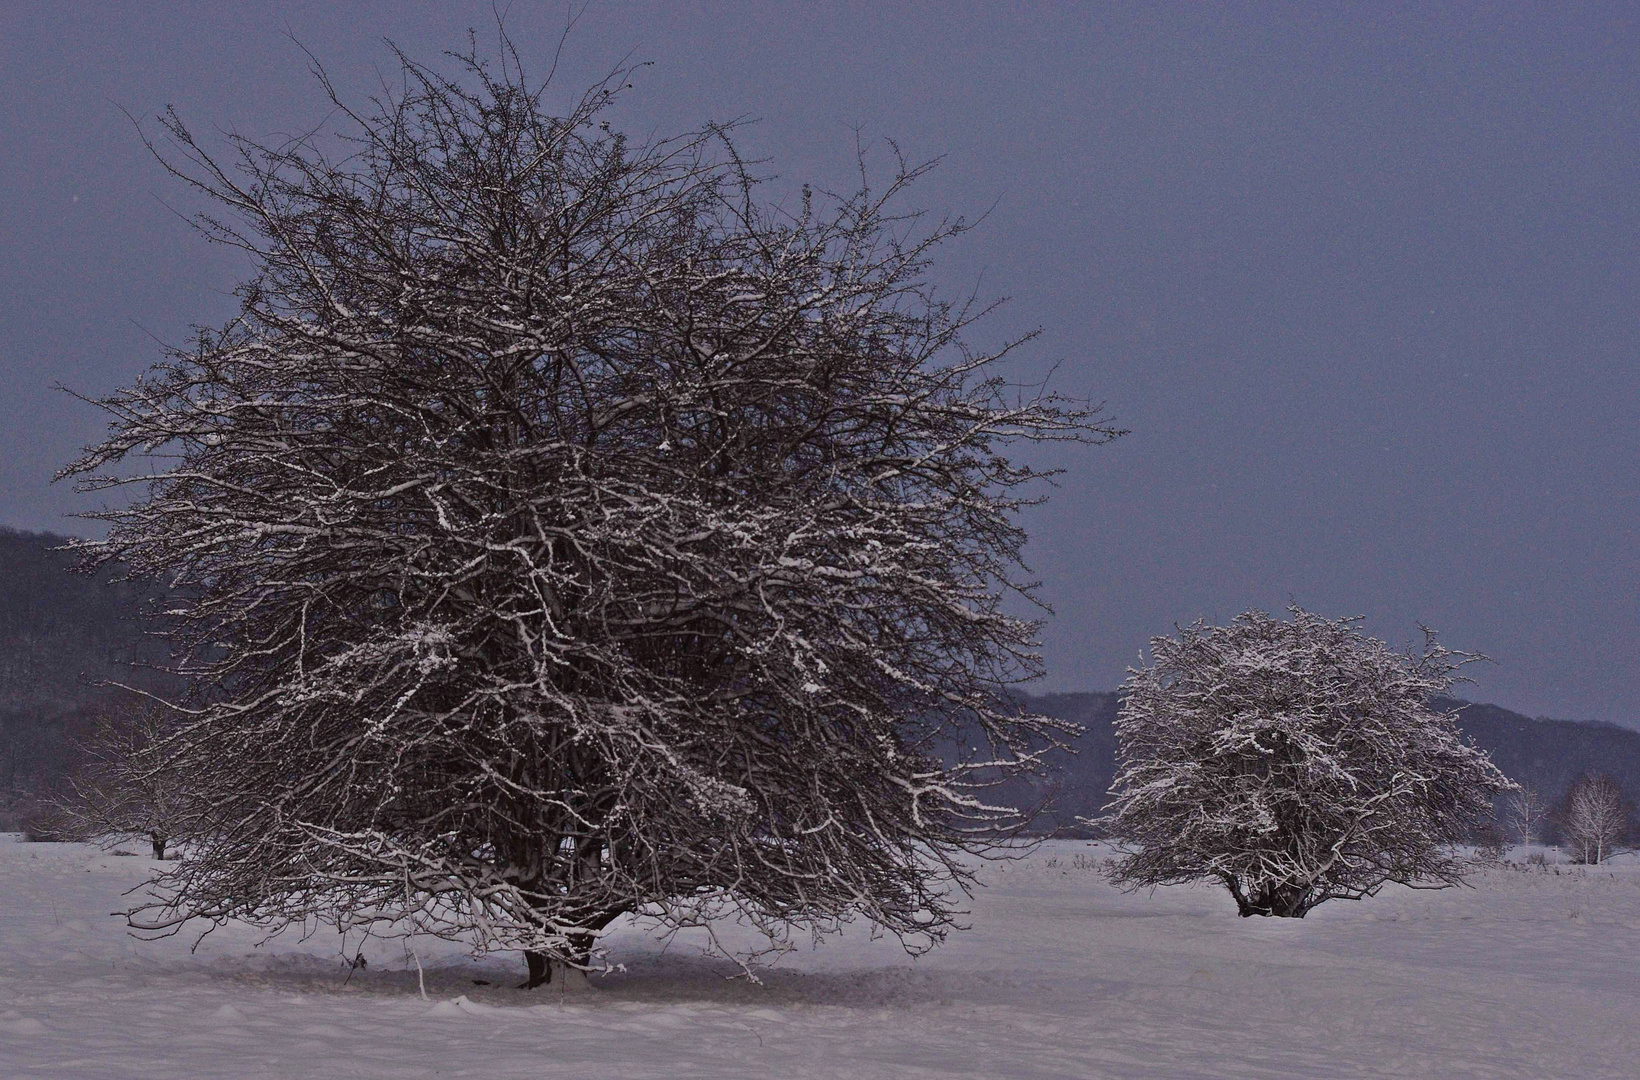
xmin=1471 ymin=821 xmax=1507 ymax=863
xmin=19 ymin=807 xmax=71 ymax=843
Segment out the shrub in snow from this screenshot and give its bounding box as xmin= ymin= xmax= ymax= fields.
xmin=56 ymin=36 xmax=1117 ymax=984
xmin=1469 ymin=820 xmax=1507 ymax=863
xmin=1555 ymin=774 xmax=1629 ymax=865
xmin=56 ymin=703 xmax=197 ymax=860
xmin=1098 ymin=608 xmax=1514 ymax=918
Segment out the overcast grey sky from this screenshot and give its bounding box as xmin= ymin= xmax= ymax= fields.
xmin=2 ymin=2 xmax=1636 ymax=726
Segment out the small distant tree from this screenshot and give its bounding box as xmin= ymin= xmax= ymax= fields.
xmin=1100 ymin=608 xmax=1514 ymax=918
xmin=58 ymin=703 xmax=196 ymax=860
xmin=1556 ymin=774 xmax=1628 ymax=865
xmin=1468 ymin=819 xmax=1507 ymax=863
xmin=1505 ymin=783 xmax=1548 ymax=850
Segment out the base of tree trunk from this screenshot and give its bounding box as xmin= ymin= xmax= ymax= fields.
xmin=519 ymin=939 xmax=599 ymax=991
xmin=1231 ymin=883 xmax=1315 ymax=918
xmin=520 ymin=950 xmax=552 ymax=988
xmin=549 ymin=966 xmax=596 ymax=994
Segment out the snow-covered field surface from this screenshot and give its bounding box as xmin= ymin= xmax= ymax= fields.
xmin=1 ymin=837 xmax=1636 ymax=1078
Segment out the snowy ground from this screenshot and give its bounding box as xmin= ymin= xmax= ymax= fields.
xmin=1 ymin=837 xmax=1636 ymax=1079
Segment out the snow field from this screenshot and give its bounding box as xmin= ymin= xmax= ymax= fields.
xmin=1 ymin=837 xmax=1635 ymax=1078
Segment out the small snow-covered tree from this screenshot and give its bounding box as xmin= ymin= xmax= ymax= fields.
xmin=58 ymin=703 xmax=196 ymax=860
xmin=1557 ymin=774 xmax=1628 ymax=865
xmin=57 ymin=38 xmax=1116 ymax=984
xmin=1100 ymin=608 xmax=1513 ymax=918
xmin=1505 ymin=783 xmax=1548 ymax=850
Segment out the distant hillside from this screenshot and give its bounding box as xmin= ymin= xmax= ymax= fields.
xmin=1007 ymin=692 xmax=1121 ymax=835
xmin=1433 ymin=697 xmax=1640 ymax=812
xmin=3 ymin=524 xmax=1637 ymax=838
xmin=0 ymin=527 xmax=172 ymax=824
xmin=0 ymin=528 xmax=171 ymax=712
xmin=1016 ymin=692 xmax=1640 ymax=837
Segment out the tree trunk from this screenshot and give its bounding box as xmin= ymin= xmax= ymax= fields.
xmin=569 ymin=932 xmax=595 ymax=966
xmin=518 ymin=921 xmax=613 ymax=989
xmin=1233 ymin=880 xmax=1314 ymax=918
xmin=519 ymin=941 xmax=593 ymax=990
xmin=521 ymin=950 xmax=551 ymax=989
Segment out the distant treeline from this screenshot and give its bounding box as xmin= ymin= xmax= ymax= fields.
xmin=2 ymin=526 xmax=1635 ymax=838
xmin=1012 ymin=692 xmax=1640 ymax=839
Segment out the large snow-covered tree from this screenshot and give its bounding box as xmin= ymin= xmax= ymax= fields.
xmin=58 ymin=41 xmax=1116 ymax=984
xmin=1100 ymin=608 xmax=1513 ymax=918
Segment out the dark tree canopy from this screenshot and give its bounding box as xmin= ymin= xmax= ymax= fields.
xmin=1100 ymin=608 xmax=1513 ymax=918
xmin=59 ymin=40 xmax=1116 ymax=977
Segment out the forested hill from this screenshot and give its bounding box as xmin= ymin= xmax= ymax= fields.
xmin=1431 ymin=697 xmax=1640 ymax=810
xmin=1011 ymin=693 xmax=1121 ymax=834
xmin=3 ymin=523 xmax=1637 ymax=831
xmin=0 ymin=528 xmax=170 ymax=710
xmin=1018 ymin=692 xmax=1640 ymax=835
xmin=0 ymin=527 xmax=170 ymax=814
